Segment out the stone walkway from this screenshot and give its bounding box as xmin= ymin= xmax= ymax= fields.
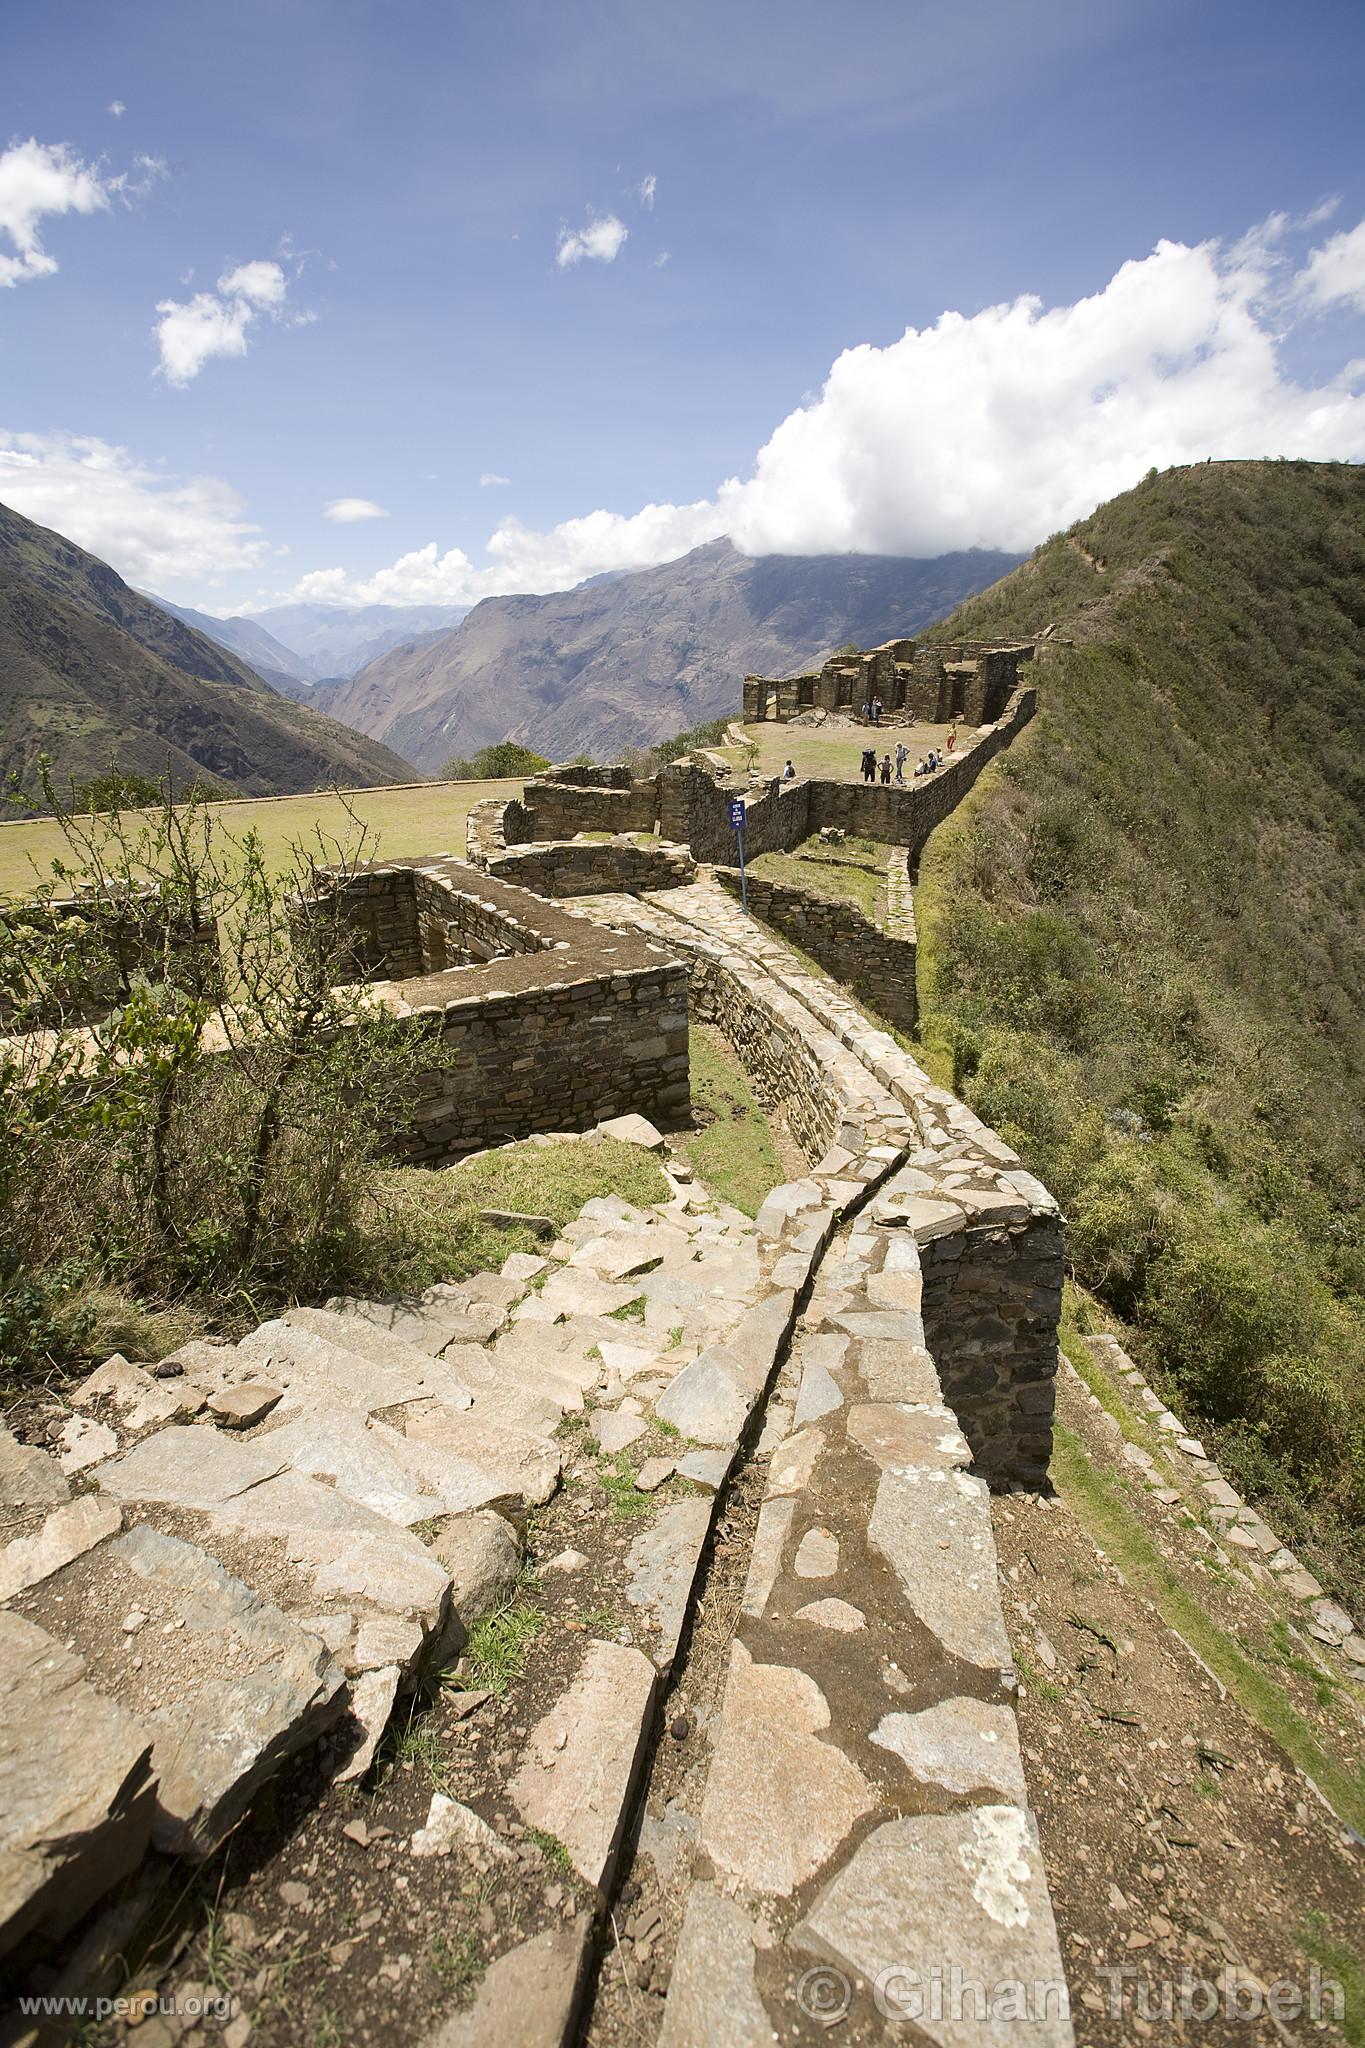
xmin=658 ymin=1180 xmax=1070 ymax=2045
xmin=4 ymin=865 xmax=1077 ymax=2045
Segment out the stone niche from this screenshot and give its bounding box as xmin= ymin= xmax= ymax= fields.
xmin=306 ymin=857 xmax=691 ymax=1157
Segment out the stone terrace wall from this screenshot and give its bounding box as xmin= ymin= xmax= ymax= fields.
xmin=305 ymin=862 xmax=549 ymax=981
xmin=663 ymin=683 xmax=1035 ymax=870
xmin=486 ymin=837 xmax=694 ymax=899
xmin=713 ymin=865 xmax=918 ymax=1031
xmin=519 ymin=774 xmax=659 ymax=841
xmin=310 ymin=857 xmax=691 ymax=1154
xmin=572 ymin=879 xmax=1062 ymax=1487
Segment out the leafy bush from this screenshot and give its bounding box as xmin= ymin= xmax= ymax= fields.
xmin=438 ymin=742 xmax=550 ymax=780
xmin=0 ymin=768 xmax=443 ymax=1379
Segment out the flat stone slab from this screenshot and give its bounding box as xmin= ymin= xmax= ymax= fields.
xmin=625 ymin=1499 xmax=713 ymax=1669
xmin=870 ymin=1698 xmax=1026 ymax=1799
xmin=594 ymin=1411 xmax=647 ymax=1455
xmin=659 ymin=1888 xmax=777 ymax=2048
xmin=509 ymin=1641 xmax=656 ymax=1888
xmin=0 ymin=1425 xmax=68 ymax=1510
xmin=677 ymin=1448 xmax=730 ymax=1490
xmin=847 ymin=1403 xmax=970 ymax=1471
xmin=0 ymin=1610 xmax=157 ymax=1957
xmin=793 ymin=1527 xmax=839 ymax=1579
xmin=655 ymin=1346 xmax=753 ymax=1446
xmin=403 ymin=1409 xmax=563 ymax=1511
xmin=208 ymin=1380 xmax=283 ymax=1429
xmin=794 ymin=1599 xmax=866 ymax=1632
xmin=26 ymin=1523 xmax=344 ymax=1858
xmin=0 ymin=1494 xmax=121 ymax=1602
xmin=741 ymin=1498 xmax=796 ymax=1620
xmin=94 ymin=1425 xmax=289 ymax=1509
xmin=794 ymin=1808 xmax=1069 ymax=2047
xmin=596 ymin=1112 xmax=667 ymax=1150
xmin=867 ymin=1467 xmax=1012 ymax=1674
xmin=698 ymin=1644 xmax=873 ymax=1896
xmin=73 ymin=1355 xmax=195 ymax=1430
xmin=424 ymin=1918 xmax=589 ymax=2048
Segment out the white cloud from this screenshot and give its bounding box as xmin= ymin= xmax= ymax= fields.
xmin=0 ymin=138 xmax=111 ymax=288
xmin=154 ymin=257 xmax=294 ymax=385
xmin=1299 ymin=221 xmax=1365 ymax=315
xmin=479 ymin=472 xmax=511 ymax=487
xmin=653 ymin=251 xmax=670 ymax=268
xmin=556 ymin=213 xmax=628 ymax=268
xmin=108 ymin=100 xmax=126 ymax=118
xmin=281 ymin=214 xmax=1365 ymax=610
xmin=0 ymin=431 xmax=267 ymax=592
xmin=637 ymin=174 xmax=656 ymax=209
xmin=324 ymin=497 xmax=387 ymax=523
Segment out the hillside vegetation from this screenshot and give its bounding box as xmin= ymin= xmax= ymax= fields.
xmin=0 ymin=501 xmax=419 ymax=800
xmin=917 ymin=460 xmax=1365 ymax=1590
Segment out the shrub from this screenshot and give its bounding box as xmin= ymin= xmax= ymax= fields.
xmin=438 ymin=742 xmax=550 ymax=780
xmin=0 ymin=768 xmax=444 ymax=1378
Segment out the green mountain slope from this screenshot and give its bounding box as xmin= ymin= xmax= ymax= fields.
xmin=0 ymin=501 xmax=420 ymax=799
xmin=917 ymin=459 xmax=1365 ymax=1588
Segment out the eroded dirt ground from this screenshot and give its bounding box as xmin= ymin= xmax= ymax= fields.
xmin=997 ymin=1370 xmax=1365 ymax=2047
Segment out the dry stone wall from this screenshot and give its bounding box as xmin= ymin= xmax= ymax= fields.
xmin=713 ymin=864 xmax=918 ymax=1030
xmin=308 ymin=858 xmax=692 ymax=1155
xmin=663 ymin=683 xmax=1035 ymax=869
xmin=566 ymin=876 xmax=1062 ymax=1489
xmin=486 ymin=837 xmax=694 ymax=898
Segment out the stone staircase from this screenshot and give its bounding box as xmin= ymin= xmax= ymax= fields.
xmin=3 ymin=866 xmax=1077 ymax=2045
xmin=1 ymin=1153 xmax=775 ymax=2019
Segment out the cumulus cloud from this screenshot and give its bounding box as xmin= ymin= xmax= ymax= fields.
xmin=0 ymin=138 xmax=112 ymax=287
xmin=279 ymin=215 xmax=1365 ymax=609
xmin=0 ymin=431 xmax=267 ymax=591
xmin=154 ymin=257 xmax=298 ymax=386
xmin=556 ymin=213 xmax=628 ymax=267
xmin=1299 ymin=221 xmax=1365 ymax=315
xmin=479 ymin=472 xmax=511 ymax=487
xmin=108 ymin=100 xmax=126 ymax=118
xmin=324 ymin=497 xmax=387 ymax=522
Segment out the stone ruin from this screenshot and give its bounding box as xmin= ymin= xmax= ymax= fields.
xmin=2 ymin=682 xmax=1084 ymax=2046
xmin=742 ymin=634 xmax=1034 ymax=725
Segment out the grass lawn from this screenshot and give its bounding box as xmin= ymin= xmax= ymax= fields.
xmin=671 ymin=1024 xmax=786 ymax=1216
xmin=750 ymin=835 xmax=885 ymax=918
xmin=747 ymin=719 xmax=956 ymax=783
xmin=0 ymin=777 xmax=522 ymax=901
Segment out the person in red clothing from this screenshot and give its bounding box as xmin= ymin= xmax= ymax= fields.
xmin=947 ymin=726 xmax=956 ymax=752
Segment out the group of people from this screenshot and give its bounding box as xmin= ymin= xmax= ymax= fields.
xmin=857 ymin=729 xmax=955 ymax=785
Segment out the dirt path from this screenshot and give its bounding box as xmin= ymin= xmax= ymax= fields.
xmin=996 ymin=1369 xmax=1365 ymax=2046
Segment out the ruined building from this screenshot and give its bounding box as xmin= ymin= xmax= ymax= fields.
xmin=743 ymin=635 xmax=1033 ymax=724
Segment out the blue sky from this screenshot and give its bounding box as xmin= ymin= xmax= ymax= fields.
xmin=3 ymin=0 xmax=1364 ymax=612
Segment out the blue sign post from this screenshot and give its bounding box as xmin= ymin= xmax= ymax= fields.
xmin=728 ymin=797 xmax=749 ymax=914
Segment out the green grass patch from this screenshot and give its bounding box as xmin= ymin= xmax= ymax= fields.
xmin=427 ymin=1930 xmax=484 ymax=2002
xmin=599 ymin=1451 xmax=653 ymax=1520
xmin=460 ymin=1599 xmax=544 ymax=1696
xmin=1051 ymin=1422 xmax=1365 ymax=1836
xmin=1297 ymin=1916 xmax=1365 ymax=2045
xmin=672 ymin=1024 xmax=783 ymax=1217
xmin=347 ymin=1136 xmax=669 ymax=1296
xmin=749 ymin=837 xmax=883 ymax=919
xmin=526 ymin=1827 xmax=573 ymax=1873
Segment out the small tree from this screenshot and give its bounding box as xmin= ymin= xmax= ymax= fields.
xmin=438 ymin=741 xmax=549 ymax=781
xmin=0 ymin=764 xmax=445 ymax=1375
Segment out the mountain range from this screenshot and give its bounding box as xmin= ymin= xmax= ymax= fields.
xmin=296 ymin=540 xmax=1024 ymax=771
xmin=0 ymin=502 xmax=417 ymax=801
